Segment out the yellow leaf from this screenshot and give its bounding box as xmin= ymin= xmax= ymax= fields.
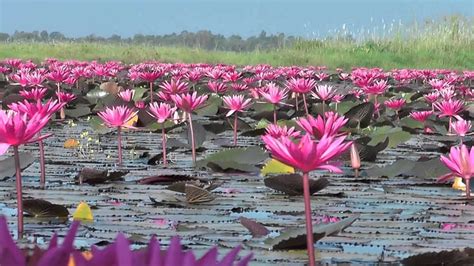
xmin=452 ymin=177 xmax=466 ymax=191
xmin=261 ymin=159 xmax=295 ymax=176
xmin=124 ymin=114 xmax=138 ymax=128
xmin=73 ymin=201 xmax=94 ymax=221
xmin=64 ymin=139 xmax=80 ymax=149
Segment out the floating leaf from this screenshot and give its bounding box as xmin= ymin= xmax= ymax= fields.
xmin=0 ymin=152 xmax=35 ymax=179
xmin=167 ymin=180 xmax=223 ymax=193
xmin=72 ymin=202 xmax=93 ymax=222
xmin=264 ymin=174 xmax=329 ymax=196
xmin=138 ymin=175 xmax=195 ymax=185
xmin=265 ymin=215 xmax=359 ymax=250
xmin=132 ymin=87 xmax=147 ymax=101
xmin=184 ymin=184 xmax=215 ymax=204
xmin=402 ymin=248 xmax=474 ymax=266
xmin=195 ymin=95 xmax=222 ymax=116
xmin=365 ymin=157 xmax=449 ymax=178
xmin=368 ymin=126 xmax=412 ymax=149
xmin=344 ymin=102 xmax=375 ymax=128
xmin=75 ymin=168 xmax=128 ymax=185
xmin=65 ymin=105 xmax=91 ymax=118
xmin=196 ymin=147 xmax=267 ymax=172
xmin=88 ymin=116 xmax=113 ymax=134
xmin=23 ymin=199 xmax=69 ymax=222
xmin=64 ymin=139 xmax=80 ymax=149
xmin=261 ymin=159 xmax=295 ymax=176
xmin=239 ymin=217 xmax=270 ymax=237
xmin=365 ymin=159 xmax=417 ymax=178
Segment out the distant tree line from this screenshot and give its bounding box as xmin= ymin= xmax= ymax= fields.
xmin=0 ymin=30 xmax=305 ymax=51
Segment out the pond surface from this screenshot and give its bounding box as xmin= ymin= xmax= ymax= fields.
xmin=1 ymin=117 xmax=473 ymax=265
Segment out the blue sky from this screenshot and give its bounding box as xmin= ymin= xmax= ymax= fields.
xmin=0 ymin=0 xmax=472 ymax=38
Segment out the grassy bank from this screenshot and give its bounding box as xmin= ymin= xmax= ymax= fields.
xmin=0 ymin=17 xmax=472 ymax=69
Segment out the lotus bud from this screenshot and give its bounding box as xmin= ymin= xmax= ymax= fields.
xmin=350 ymin=143 xmax=361 ymax=177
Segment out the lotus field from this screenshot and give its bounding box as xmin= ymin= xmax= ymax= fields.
xmin=0 ymin=58 xmax=473 ymax=265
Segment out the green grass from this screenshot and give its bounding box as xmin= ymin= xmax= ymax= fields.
xmin=1 ymin=17 xmax=472 ymax=70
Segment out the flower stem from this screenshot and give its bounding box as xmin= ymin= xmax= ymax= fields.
xmin=149 ymin=82 xmax=154 ymax=102
xmin=302 ymin=94 xmax=309 ymax=115
xmin=188 ymin=113 xmax=196 ymax=164
xmin=162 ymin=126 xmax=167 ymax=166
xmin=117 ymin=126 xmax=123 ymax=166
xmin=58 ymin=83 xmax=65 ymax=120
xmin=302 ymin=172 xmax=316 ymax=266
xmin=448 ymin=116 xmax=452 ymax=134
xmin=295 ymin=94 xmax=299 ymax=111
xmin=39 ymin=139 xmax=46 ymax=189
xmin=233 ymin=113 xmax=238 ymax=146
xmin=13 ymin=146 xmax=24 ymax=238
xmin=354 ymin=168 xmax=359 ymax=178
xmin=273 ymin=105 xmax=277 ymax=124
xmin=466 ymin=179 xmax=471 ymax=199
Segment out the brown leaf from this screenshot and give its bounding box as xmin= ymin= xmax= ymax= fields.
xmin=239 ymin=217 xmax=270 ymax=237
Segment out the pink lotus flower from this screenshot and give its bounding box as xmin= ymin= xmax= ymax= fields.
xmin=207 ymin=80 xmax=227 ymax=94
xmin=260 ymin=83 xmax=288 ymax=104
xmin=98 ymin=105 xmax=138 ymax=128
xmin=135 ymin=100 xmax=146 ymax=109
xmin=260 ymin=83 xmax=288 ymax=123
xmin=230 ymin=83 xmax=248 ymax=92
xmin=222 ymin=95 xmax=252 ymax=117
xmin=8 ymin=99 xmax=63 ymax=188
xmin=451 ymin=119 xmax=472 ymax=137
xmin=0 ymin=110 xmax=51 ymax=237
xmin=160 ymin=78 xmax=189 ymax=95
xmin=265 ymin=124 xmax=300 ymax=138
xmin=312 ymin=84 xmax=336 ymax=102
xmin=262 ymin=133 xmax=350 ymax=264
xmin=262 ymin=133 xmax=351 ymax=173
xmin=0 ymin=111 xmax=50 ymax=152
xmin=286 ymin=78 xmax=316 ymax=115
xmin=19 ymin=87 xmax=48 ymax=100
xmin=424 ymin=91 xmax=439 ymax=104
xmin=315 ymin=72 xmax=330 ymax=81
xmin=171 ymin=92 xmax=208 ymax=113
xmin=148 ymin=102 xmax=176 ymax=166
xmin=148 ymin=102 xmax=176 ymax=124
xmin=171 ymin=92 xmax=208 ymax=163
xmin=362 ymin=80 xmax=389 ymax=95
xmin=438 ymin=145 xmax=474 ymax=199
xmin=434 ymin=99 xmax=464 ymax=118
xmin=384 ymin=98 xmax=406 ymax=111
xmin=118 ymin=89 xmax=135 ymax=102
xmin=297 ymin=112 xmax=348 ymax=139
xmin=286 ymin=77 xmax=316 ymax=94
xmin=56 ymin=91 xmax=76 ymax=103
xmin=8 ymin=99 xmax=64 ymax=119
xmin=98 ymin=106 xmax=138 ymax=165
xmin=410 ymin=111 xmax=433 ymax=122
